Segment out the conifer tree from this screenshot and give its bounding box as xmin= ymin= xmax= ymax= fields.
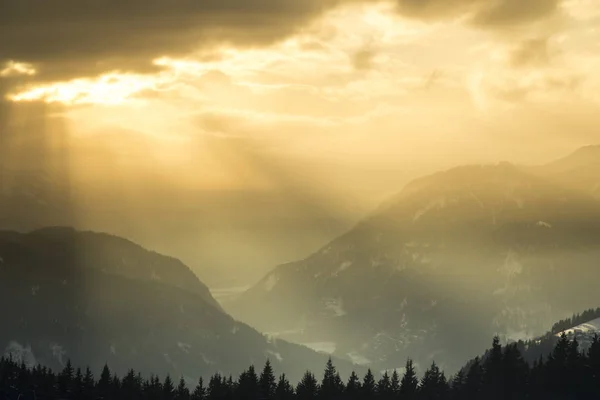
xmin=163 ymin=375 xmax=175 ymax=400
xmin=400 ymin=359 xmax=419 ymax=400
xmin=275 ymin=373 xmax=294 ymax=400
xmin=418 ymin=362 xmax=448 ymax=400
xmin=345 ymin=371 xmax=361 ymax=400
xmin=464 ymin=357 xmax=483 ymax=400
xmin=259 ymin=359 xmax=277 ymax=400
xmin=97 ymin=363 xmax=112 ymax=399
xmin=191 ymin=377 xmax=206 ymax=400
xmin=390 ymin=369 xmax=400 ymax=396
xmin=176 ymin=376 xmax=191 ymax=400
xmin=296 ymin=371 xmax=319 ymax=400
xmin=361 ymin=369 xmax=376 ymax=399
xmin=319 ymin=358 xmax=344 ymax=400
xmin=376 ymin=371 xmax=392 ymax=399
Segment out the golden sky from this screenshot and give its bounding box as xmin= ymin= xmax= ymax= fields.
xmin=1 ymin=0 xmax=599 ymax=283
xmin=2 ymin=0 xmax=599 ymax=190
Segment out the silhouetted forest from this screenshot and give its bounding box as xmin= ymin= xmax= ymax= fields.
xmin=2 ymin=333 xmax=600 ymax=399
xmin=551 ymin=308 xmax=600 ymax=334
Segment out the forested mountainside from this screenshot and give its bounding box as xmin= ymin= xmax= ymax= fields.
xmin=3 ymin=330 xmax=600 ymax=400
xmin=0 ymin=228 xmax=359 ymax=384
xmin=229 ymin=146 xmax=600 ymax=375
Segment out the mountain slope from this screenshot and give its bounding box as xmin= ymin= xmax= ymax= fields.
xmin=0 ymin=228 xmax=360 ymax=383
xmin=229 ymin=153 xmax=600 ymax=374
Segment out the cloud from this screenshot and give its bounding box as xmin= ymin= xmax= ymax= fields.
xmin=0 ymin=0 xmax=348 ymax=82
xmin=0 ymin=0 xmax=567 ymax=85
xmin=508 ymin=37 xmax=554 ymax=68
xmin=391 ymin=0 xmax=562 ymax=28
xmin=351 ymin=44 xmax=377 ymax=70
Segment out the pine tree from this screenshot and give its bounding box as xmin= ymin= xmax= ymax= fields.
xmin=83 ymin=366 xmax=95 ymax=399
xmin=176 ymin=376 xmax=191 ymax=400
xmin=296 ymin=371 xmax=319 ymax=400
xmin=259 ymin=359 xmax=277 ymax=400
xmin=237 ymin=366 xmax=259 ymax=400
xmin=482 ymin=336 xmax=503 ymax=400
xmin=390 ymin=370 xmax=400 ymax=396
xmin=73 ymin=367 xmax=84 ymax=398
xmin=163 ymin=375 xmax=176 ymax=400
xmin=449 ymin=369 xmax=466 ymax=400
xmin=345 ymin=371 xmax=361 ymax=400
xmin=464 ymin=357 xmax=483 ymax=400
xmin=58 ymin=359 xmax=74 ymax=396
xmin=319 ymin=358 xmax=344 ymax=400
xmin=275 ymin=373 xmax=294 ymax=400
xmin=501 ymin=343 xmax=529 ymax=399
xmin=191 ymin=377 xmax=206 ymax=400
xmin=418 ymin=362 xmax=448 ymax=400
xmin=361 ymin=369 xmax=376 ymax=399
xmin=400 ymin=359 xmax=419 ymax=400
xmin=97 ymin=364 xmax=112 ymax=399
xmin=376 ymin=371 xmax=392 ymax=399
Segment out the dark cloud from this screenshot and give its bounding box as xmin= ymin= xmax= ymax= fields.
xmin=392 ymin=0 xmax=561 ymax=27
xmin=0 ymin=0 xmax=345 ymax=82
xmin=508 ymin=37 xmax=556 ymax=68
xmin=351 ymin=45 xmax=377 ymax=71
xmin=0 ymin=0 xmax=564 ymax=85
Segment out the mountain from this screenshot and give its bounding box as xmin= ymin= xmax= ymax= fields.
xmin=228 ymin=149 xmax=600 ymax=374
xmin=0 ymin=227 xmax=360 ymax=383
xmin=534 ymin=145 xmax=600 ymax=199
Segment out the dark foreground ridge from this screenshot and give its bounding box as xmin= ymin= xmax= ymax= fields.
xmin=2 ymin=333 xmax=600 ymax=400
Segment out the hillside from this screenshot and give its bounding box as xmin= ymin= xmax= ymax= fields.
xmin=228 ymin=148 xmax=600 ymax=374
xmin=0 ymin=228 xmax=360 ymax=383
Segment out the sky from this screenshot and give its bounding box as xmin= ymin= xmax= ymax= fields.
xmin=1 ymin=0 xmax=599 ymax=285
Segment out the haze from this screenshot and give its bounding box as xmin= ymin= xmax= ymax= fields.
xmin=1 ymin=0 xmax=599 ymax=286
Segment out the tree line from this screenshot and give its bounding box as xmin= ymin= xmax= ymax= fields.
xmin=1 ymin=333 xmax=600 ymax=400
xmin=551 ymin=307 xmax=600 ymax=334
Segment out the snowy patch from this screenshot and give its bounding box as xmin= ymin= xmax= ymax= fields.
xmin=264 ymin=274 xmax=279 ymax=292
xmin=151 ymin=271 xmax=161 ymax=281
xmin=231 ymin=325 xmax=240 ymax=335
xmin=499 ymin=250 xmax=522 ymax=278
xmin=62 ymin=279 xmax=68 ymax=285
xmin=4 ymin=342 xmax=37 ymax=367
xmin=302 ymin=342 xmax=336 ymax=354
xmin=370 ymin=258 xmax=385 ymax=268
xmin=163 ymin=353 xmax=176 ymax=368
xmin=31 ymin=286 xmax=39 ymax=296
xmin=200 ymin=353 xmax=215 ymax=365
xmin=266 ymin=350 xmax=283 ymax=362
xmin=347 ymin=351 xmax=371 ymax=365
xmin=110 ymin=344 xmax=116 ymax=355
xmin=557 ymin=317 xmax=600 ymax=337
xmin=210 ymin=285 xmax=251 ymax=302
xmin=324 ymin=298 xmax=347 ymax=317
xmin=322 ymin=246 xmax=332 ymax=255
xmin=332 ymin=261 xmax=352 ymax=276
xmin=50 ymin=344 xmax=66 ymax=366
xmin=413 ymin=197 xmax=446 ymax=222
xmin=0 ymin=255 xmax=4 ymax=263
xmin=177 ymin=342 xmax=192 ymax=354
xmin=536 ymin=221 xmax=552 ymax=228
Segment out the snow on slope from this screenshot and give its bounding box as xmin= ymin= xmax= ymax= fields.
xmin=556 ymin=317 xmax=600 ymax=337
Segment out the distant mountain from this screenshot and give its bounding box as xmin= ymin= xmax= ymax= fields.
xmin=0 ymin=228 xmax=360 ymax=383
xmin=229 ymin=147 xmax=600 ymax=374
xmin=534 ymin=145 xmax=600 ymax=199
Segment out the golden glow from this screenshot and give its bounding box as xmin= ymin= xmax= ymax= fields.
xmin=4 ymin=1 xmax=600 ymax=181
xmin=8 ymin=71 xmax=172 ymax=105
xmin=0 ymin=60 xmax=36 ymax=77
